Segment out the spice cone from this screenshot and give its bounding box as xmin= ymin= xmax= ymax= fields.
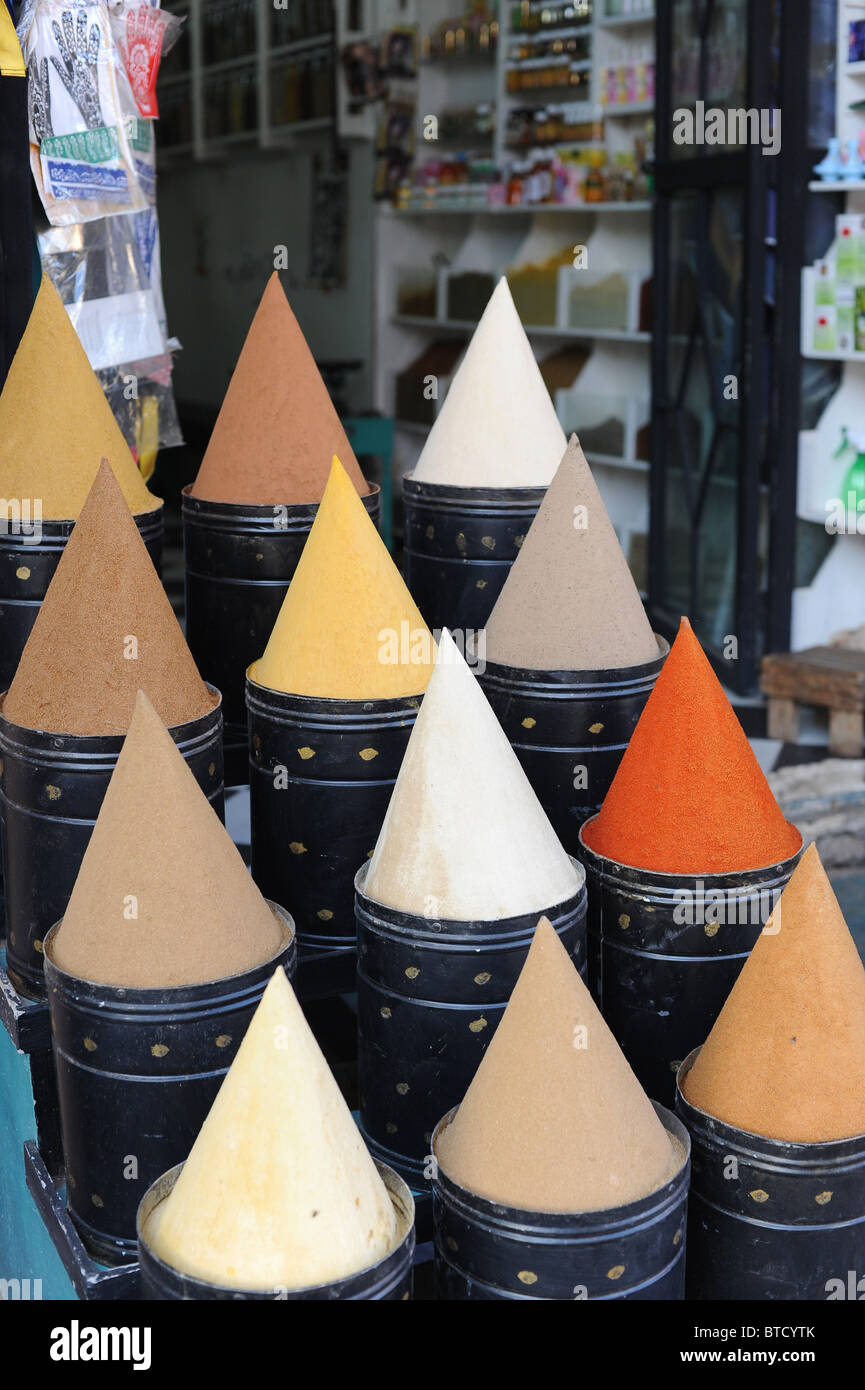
xmin=581 ymin=616 xmax=802 ymax=872
xmin=50 ymin=691 xmax=285 ymax=988
xmin=145 ymin=967 xmax=398 ymax=1289
xmin=485 ymin=434 xmax=659 ymax=669
xmin=435 ymin=918 xmax=680 ymax=1211
xmin=682 ymin=843 xmax=865 ymax=1142
xmin=250 ymin=456 xmax=434 ymax=699
xmin=411 ymin=277 xmax=566 ymax=487
xmin=2 ymin=460 xmax=215 ymax=735
xmin=0 ymin=275 xmax=159 ymax=518
xmin=364 ymin=629 xmax=581 ymax=919
xmin=190 ymin=273 xmax=368 ymax=505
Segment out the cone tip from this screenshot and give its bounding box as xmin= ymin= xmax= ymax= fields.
xmin=129 ymin=688 xmax=162 ymax=728
xmin=436 ymin=627 xmax=459 ymax=660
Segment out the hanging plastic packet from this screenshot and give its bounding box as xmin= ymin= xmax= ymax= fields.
xmin=109 ymin=0 xmax=183 ymax=120
xmin=38 ymin=210 xmax=183 ymax=454
xmin=101 ymin=348 xmax=183 ymax=473
xmin=129 ymin=205 xmax=168 ymax=339
xmin=18 ymin=0 xmax=148 ymax=223
xmin=125 ymin=107 xmax=156 ymax=200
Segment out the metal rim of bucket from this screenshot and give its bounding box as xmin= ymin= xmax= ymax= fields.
xmin=676 ymin=1047 xmax=865 ymax=1172
xmin=0 ymin=503 xmax=164 ymax=554
xmin=430 ymin=1101 xmax=690 ymax=1299
xmin=577 ymin=821 xmax=804 ymax=896
xmin=403 ymin=476 xmax=547 ymax=516
xmin=0 ymin=682 xmax=223 ymax=774
xmin=354 ymin=858 xmax=587 ymax=951
xmin=431 ymin=1102 xmax=690 ymax=1238
xmin=136 ymin=1158 xmax=415 ymax=1300
xmin=42 ymin=900 xmax=296 ymax=1010
xmin=181 ymin=480 xmax=381 ymax=536
xmin=476 ymin=634 xmax=670 ymax=697
xmin=245 ymin=672 xmax=425 ymax=728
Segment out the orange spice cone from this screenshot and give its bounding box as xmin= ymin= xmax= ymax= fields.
xmin=582 ymin=617 xmax=802 ymax=873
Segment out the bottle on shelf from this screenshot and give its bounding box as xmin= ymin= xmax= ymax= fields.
xmin=507 ymin=159 xmax=526 ymax=204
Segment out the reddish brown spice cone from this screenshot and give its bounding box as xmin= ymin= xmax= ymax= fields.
xmin=3 ymin=461 xmax=215 ymax=735
xmin=581 ymin=617 xmax=802 ymax=873
xmin=190 ymin=274 xmax=369 ymax=505
xmin=682 ymin=843 xmax=865 ymax=1142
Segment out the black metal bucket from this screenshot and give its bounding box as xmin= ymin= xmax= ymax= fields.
xmin=402 ymin=477 xmax=545 ymax=633
xmin=247 ymin=674 xmax=421 ymax=957
xmin=476 ymin=639 xmax=669 ymax=856
xmin=676 ymin=1048 xmax=865 ymax=1301
xmin=0 ymin=508 xmax=163 ymax=697
xmin=137 ymin=1159 xmax=414 ymax=1300
xmin=44 ymin=905 xmax=296 ymax=1266
xmin=182 ymin=484 xmax=380 ymax=786
xmin=432 ymin=1102 xmax=690 ymax=1300
xmin=578 ymin=832 xmax=802 ymax=1108
xmin=0 ymin=688 xmax=224 ymax=999
xmin=356 ymin=861 xmax=587 ymax=1190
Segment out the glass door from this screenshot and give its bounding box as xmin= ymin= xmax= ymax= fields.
xmin=650 ymin=0 xmax=803 ymax=691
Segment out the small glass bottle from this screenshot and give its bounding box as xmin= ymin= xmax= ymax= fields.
xmin=506 ymin=160 xmax=525 ymax=204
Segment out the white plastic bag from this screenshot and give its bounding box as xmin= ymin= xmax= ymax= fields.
xmin=38 ymin=211 xmax=183 ymax=451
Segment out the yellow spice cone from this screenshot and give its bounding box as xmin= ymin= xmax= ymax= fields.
xmin=0 ymin=275 xmax=159 ymax=519
xmin=145 ymin=967 xmax=398 ymax=1290
xmin=250 ymin=455 xmax=434 ymax=698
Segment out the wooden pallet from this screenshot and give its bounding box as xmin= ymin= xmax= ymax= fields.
xmin=761 ymin=646 xmax=865 ymax=757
